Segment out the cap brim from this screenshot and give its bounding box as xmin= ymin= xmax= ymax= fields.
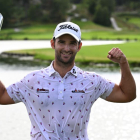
xmin=54 ymin=32 xmax=80 ymax=42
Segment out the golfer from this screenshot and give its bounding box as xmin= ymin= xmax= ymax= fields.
xmin=0 ymin=21 xmax=136 ymax=140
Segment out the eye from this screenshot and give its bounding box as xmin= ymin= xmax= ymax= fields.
xmin=58 ymin=40 xmax=65 ymax=44
xmin=70 ymin=41 xmax=77 ymax=45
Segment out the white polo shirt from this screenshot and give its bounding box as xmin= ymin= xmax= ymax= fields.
xmin=7 ymin=62 xmax=115 ymax=140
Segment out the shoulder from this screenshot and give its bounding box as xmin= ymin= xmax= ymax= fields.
xmin=76 ymin=67 xmax=99 ymax=79
xmin=24 ymin=67 xmax=50 ymax=82
xmin=76 ymin=67 xmax=112 ymax=84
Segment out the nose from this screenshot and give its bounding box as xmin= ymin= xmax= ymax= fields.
xmin=64 ymin=44 xmax=70 ymax=51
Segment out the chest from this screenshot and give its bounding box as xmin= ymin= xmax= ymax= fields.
xmin=26 ymin=78 xmax=97 ymax=109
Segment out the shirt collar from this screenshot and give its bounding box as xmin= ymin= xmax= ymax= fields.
xmin=70 ymin=65 xmax=77 ymax=77
xmin=48 ymin=61 xmax=78 ymax=77
xmin=48 ymin=61 xmax=56 ymax=76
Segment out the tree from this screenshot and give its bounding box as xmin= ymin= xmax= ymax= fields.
xmin=93 ymin=4 xmax=111 ymax=26
xmin=0 ymin=0 xmax=14 ymax=27
xmin=41 ymin=0 xmax=70 ymax=23
xmin=70 ymin=0 xmax=82 ymax=4
xmin=91 ymin=0 xmax=115 ymax=27
xmin=97 ymin=0 xmax=115 ymax=13
xmin=88 ymin=0 xmax=97 ymax=14
xmin=28 ymin=4 xmax=42 ymax=22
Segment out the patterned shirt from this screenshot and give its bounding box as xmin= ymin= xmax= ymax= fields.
xmin=7 ymin=62 xmax=115 ymax=140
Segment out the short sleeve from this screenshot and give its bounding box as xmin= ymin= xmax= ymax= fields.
xmin=100 ymin=80 xmax=115 ymax=99
xmin=6 ymin=76 xmax=28 ymax=103
xmin=94 ymin=74 xmax=115 ymax=100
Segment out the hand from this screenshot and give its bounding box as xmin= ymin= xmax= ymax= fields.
xmin=107 ymin=48 xmax=127 ymax=64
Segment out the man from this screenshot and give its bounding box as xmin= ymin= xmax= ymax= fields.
xmin=0 ymin=22 xmax=136 ymax=140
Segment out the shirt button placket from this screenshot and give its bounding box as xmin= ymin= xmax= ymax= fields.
xmin=58 ymin=79 xmax=64 ymax=100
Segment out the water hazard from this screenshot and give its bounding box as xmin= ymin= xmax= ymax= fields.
xmin=0 ymin=64 xmax=140 ymax=140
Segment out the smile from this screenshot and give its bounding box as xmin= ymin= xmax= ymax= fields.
xmin=61 ymin=52 xmax=72 ymax=55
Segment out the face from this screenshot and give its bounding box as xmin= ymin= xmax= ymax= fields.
xmin=51 ymin=34 xmax=82 ymax=66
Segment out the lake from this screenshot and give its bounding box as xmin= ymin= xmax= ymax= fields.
xmin=0 ymin=64 xmax=140 ymax=140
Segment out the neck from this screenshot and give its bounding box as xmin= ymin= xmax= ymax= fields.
xmin=53 ymin=60 xmax=74 ymax=78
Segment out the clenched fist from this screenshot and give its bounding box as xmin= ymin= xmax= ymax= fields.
xmin=107 ymin=48 xmax=127 ymax=64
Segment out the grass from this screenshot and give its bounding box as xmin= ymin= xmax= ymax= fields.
xmin=118 ymin=15 xmax=140 ymax=28
xmin=81 ymin=30 xmax=140 ymax=40
xmin=0 ymin=23 xmax=56 ymax=40
xmin=0 ymin=19 xmax=140 ymax=40
xmin=76 ymin=41 xmax=140 ymax=64
xmin=128 ymin=17 xmax=140 ymax=27
xmin=6 ymin=41 xmax=140 ymax=66
xmin=1 ymin=16 xmax=140 ymax=66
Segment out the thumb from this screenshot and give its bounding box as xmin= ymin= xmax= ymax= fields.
xmin=107 ymin=54 xmax=112 ymax=59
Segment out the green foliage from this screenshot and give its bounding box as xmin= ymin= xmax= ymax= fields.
xmin=115 ymin=0 xmax=140 ymax=10
xmin=115 ymin=0 xmax=126 ymax=5
xmin=98 ymin=0 xmax=115 ymax=13
xmin=50 ymin=0 xmax=70 ymax=22
xmin=1 ymin=0 xmax=140 ymax=28
xmin=40 ymin=0 xmax=70 ymax=23
xmin=115 ymin=0 xmax=140 ymax=6
xmin=70 ymin=0 xmax=82 ymax=4
xmin=28 ymin=4 xmax=42 ymax=22
xmin=88 ymin=0 xmax=115 ymax=27
xmin=0 ymin=0 xmax=14 ymax=27
xmin=127 ymin=1 xmax=140 ymax=10
xmin=88 ymin=0 xmax=97 ymax=14
xmin=93 ymin=5 xmax=111 ymax=26
xmin=0 ymin=0 xmax=70 ymax=27
xmin=1 ymin=19 xmax=140 ymax=40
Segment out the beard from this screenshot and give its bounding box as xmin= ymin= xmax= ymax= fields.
xmin=55 ymin=49 xmax=77 ymax=66
xmin=56 ymin=52 xmax=76 ymax=65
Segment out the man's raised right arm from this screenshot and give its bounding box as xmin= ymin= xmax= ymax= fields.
xmin=0 ymin=81 xmax=15 ymax=105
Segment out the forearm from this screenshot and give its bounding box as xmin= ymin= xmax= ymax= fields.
xmin=119 ymin=61 xmax=136 ymax=101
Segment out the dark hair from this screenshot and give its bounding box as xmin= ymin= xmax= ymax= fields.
xmin=53 ymin=37 xmax=55 ymax=42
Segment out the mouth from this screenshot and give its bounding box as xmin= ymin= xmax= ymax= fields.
xmin=61 ymin=52 xmax=72 ymax=57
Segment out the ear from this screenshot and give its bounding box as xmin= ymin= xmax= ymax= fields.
xmin=77 ymin=42 xmax=82 ymax=52
xmin=50 ymin=39 xmax=55 ymax=49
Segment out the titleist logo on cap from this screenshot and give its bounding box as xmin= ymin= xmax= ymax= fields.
xmin=58 ymin=24 xmax=78 ymax=32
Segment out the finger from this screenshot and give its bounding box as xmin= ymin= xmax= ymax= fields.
xmin=116 ymin=50 xmax=123 ymax=59
xmin=108 ymin=48 xmax=115 ymax=55
xmin=109 ymin=48 xmax=121 ymax=58
xmin=113 ymin=48 xmax=121 ymax=58
xmin=115 ymin=48 xmax=124 ymax=59
xmin=108 ymin=48 xmax=116 ymax=59
xmin=107 ymin=54 xmax=112 ymax=59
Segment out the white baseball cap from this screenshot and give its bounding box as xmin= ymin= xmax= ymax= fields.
xmin=53 ymin=21 xmax=81 ymax=42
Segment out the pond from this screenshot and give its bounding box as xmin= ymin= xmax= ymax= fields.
xmin=0 ymin=63 xmax=140 ymax=140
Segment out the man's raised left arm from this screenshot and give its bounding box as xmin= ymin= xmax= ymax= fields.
xmin=106 ymin=48 xmax=136 ymax=103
